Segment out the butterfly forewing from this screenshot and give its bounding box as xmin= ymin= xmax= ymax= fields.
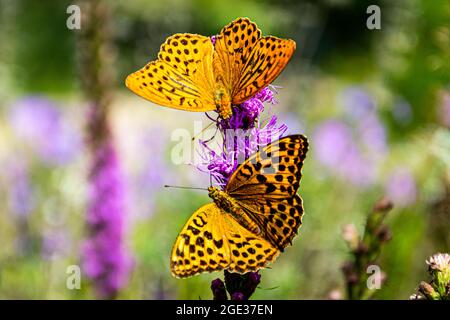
xmin=233 ymin=36 xmax=296 ymax=104
xmin=225 ymin=135 xmax=308 ymax=250
xmin=214 ymin=18 xmax=296 ymax=105
xmin=126 ymin=33 xmax=216 ymax=112
xmin=170 ymin=203 xmax=279 ymax=278
xmin=213 ymin=18 xmax=262 ymax=97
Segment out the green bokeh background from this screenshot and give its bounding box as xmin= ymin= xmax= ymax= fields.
xmin=0 ymin=0 xmax=449 ymax=299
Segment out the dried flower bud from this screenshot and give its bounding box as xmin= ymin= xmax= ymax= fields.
xmin=231 ymin=292 xmax=245 ymax=301
xmin=342 ymin=224 xmax=359 ymax=250
xmin=418 ymin=281 xmax=440 ymax=300
xmin=373 ymin=198 xmax=393 ymax=212
xmin=355 ymin=242 xmax=369 ymax=255
xmin=376 ymin=225 xmax=392 ymax=242
xmin=211 ymin=278 xmax=228 ymax=301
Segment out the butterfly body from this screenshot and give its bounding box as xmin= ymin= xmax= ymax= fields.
xmin=208 ymin=186 xmax=262 ymax=235
xmin=126 ymin=18 xmax=296 ymax=119
xmin=171 ymin=135 xmax=309 ymax=278
xmin=213 ymin=87 xmax=232 ymax=119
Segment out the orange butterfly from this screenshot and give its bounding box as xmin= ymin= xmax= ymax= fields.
xmin=125 ymin=17 xmax=296 ymax=119
xmin=171 ymin=135 xmax=308 ymax=278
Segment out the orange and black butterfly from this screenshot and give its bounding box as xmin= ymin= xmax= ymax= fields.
xmin=126 ymin=17 xmax=296 ymax=119
xmin=170 ymin=135 xmax=308 ymax=278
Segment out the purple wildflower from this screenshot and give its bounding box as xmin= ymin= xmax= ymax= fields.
xmin=198 ymin=87 xmax=286 ymax=187
xmin=210 ymin=35 xmax=217 ymax=45
xmin=8 ymin=96 xmax=81 ymax=165
xmin=385 ymin=168 xmax=417 ymax=207
xmin=219 ymin=87 xmax=276 ymax=131
xmin=82 ymin=139 xmax=133 ymax=299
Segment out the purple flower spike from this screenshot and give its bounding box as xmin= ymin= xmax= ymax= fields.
xmin=199 ymin=86 xmax=292 ymax=300
xmin=82 ymin=139 xmax=133 ymax=299
xmin=220 ymin=87 xmax=276 ymax=131
xmin=198 ymin=87 xmax=286 ymax=187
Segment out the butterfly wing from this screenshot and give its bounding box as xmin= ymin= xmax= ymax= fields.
xmin=126 ymin=33 xmax=217 ymax=112
xmin=214 ymin=17 xmax=296 ymax=105
xmin=224 ymin=135 xmax=308 ymax=250
xmin=171 ymin=203 xmax=279 ymax=278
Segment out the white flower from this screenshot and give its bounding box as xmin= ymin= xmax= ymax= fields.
xmin=426 ymin=253 xmax=450 ymax=272
xmin=409 ymin=293 xmax=423 ymax=300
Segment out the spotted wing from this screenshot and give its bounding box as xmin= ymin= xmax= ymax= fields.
xmin=126 ymin=33 xmax=217 ymax=112
xmin=170 ymin=203 xmax=279 ymax=278
xmin=224 ymin=135 xmax=308 ymax=250
xmin=213 ymin=17 xmax=296 ymax=105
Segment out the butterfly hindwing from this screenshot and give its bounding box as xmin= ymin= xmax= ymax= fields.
xmin=125 ymin=33 xmax=216 ymax=112
xmin=170 ymin=203 xmax=279 ymax=278
xmin=239 ymin=195 xmax=304 ymax=251
xmin=225 ymin=135 xmax=308 ymax=250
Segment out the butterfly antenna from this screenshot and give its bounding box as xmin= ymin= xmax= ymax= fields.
xmin=201 ymin=125 xmax=219 ymax=144
xmin=191 ymin=121 xmax=215 ymax=141
xmin=164 ymin=185 xmax=208 ymax=191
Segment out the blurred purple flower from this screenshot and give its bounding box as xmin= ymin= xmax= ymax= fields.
xmin=438 ymin=92 xmax=450 ymax=128
xmin=197 ymin=87 xmax=287 ymax=187
xmin=41 ymin=229 xmax=71 ymax=260
xmin=8 ymin=96 xmax=81 ymax=165
xmin=392 ymin=98 xmax=413 ymax=124
xmin=340 ymin=87 xmax=375 ymax=120
xmin=385 ymin=168 xmax=417 ymax=207
xmin=279 ymin=112 xmax=305 ymax=136
xmin=314 ymin=87 xmax=389 ymax=186
xmin=313 ymin=120 xmax=376 ymax=187
xmin=130 ymin=128 xmax=174 ymax=221
xmin=211 ymin=35 xmax=217 ymax=45
xmin=357 ymin=113 xmax=388 ymax=158
xmin=5 ymin=159 xmax=35 ymax=218
xmin=82 ymin=140 xmax=133 ymax=299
